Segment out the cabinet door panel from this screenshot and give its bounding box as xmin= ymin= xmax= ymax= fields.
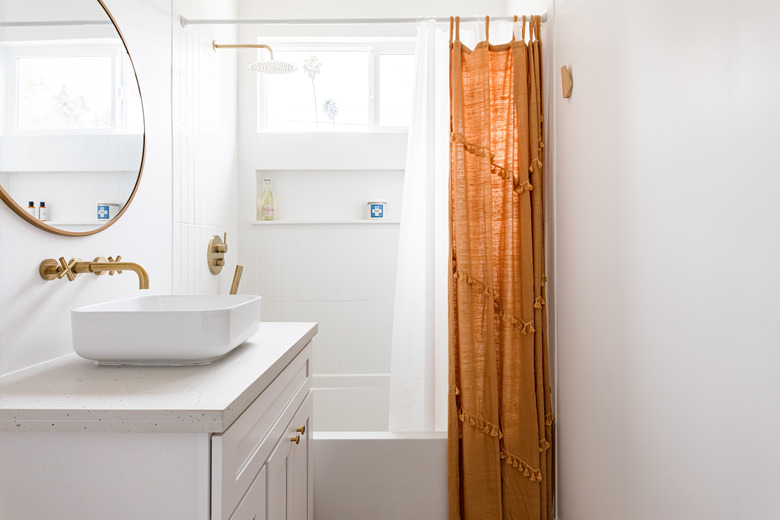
xmin=291 ymin=392 xmax=313 ymax=520
xmin=229 ymin=467 xmax=266 ymax=520
xmin=267 ymin=427 xmax=294 ymax=520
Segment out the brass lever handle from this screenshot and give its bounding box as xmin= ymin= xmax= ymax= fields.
xmin=296 ymin=425 xmax=306 ymax=435
xmin=214 ymin=232 xmax=228 ymax=254
xmin=290 ymin=434 xmax=301 ymax=445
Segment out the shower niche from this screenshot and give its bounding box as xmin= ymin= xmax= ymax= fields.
xmin=252 ymin=168 xmax=402 ymax=224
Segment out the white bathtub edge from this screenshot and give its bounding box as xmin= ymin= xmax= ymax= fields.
xmin=313 ymin=431 xmax=447 ymax=441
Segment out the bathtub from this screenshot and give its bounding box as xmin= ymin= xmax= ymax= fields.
xmin=312 ymin=374 xmax=448 ymax=520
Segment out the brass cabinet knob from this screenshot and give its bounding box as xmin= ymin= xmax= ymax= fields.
xmin=296 ymin=425 xmax=305 ymax=435
xmin=290 ymin=434 xmax=301 ymax=445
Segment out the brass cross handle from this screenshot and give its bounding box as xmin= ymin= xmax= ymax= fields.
xmin=57 ymin=257 xmax=77 ymax=281
xmin=290 ymin=434 xmax=301 ymax=445
xmin=296 ymin=425 xmax=306 ymax=435
xmin=107 ymin=256 xmax=123 ymax=275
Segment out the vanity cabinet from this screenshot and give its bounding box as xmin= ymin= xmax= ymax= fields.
xmin=0 ymin=322 xmax=317 ymax=520
xmin=212 ymin=341 xmax=314 ymax=520
xmin=223 ymin=393 xmax=313 ymax=520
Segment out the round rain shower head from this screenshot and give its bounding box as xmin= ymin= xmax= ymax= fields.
xmin=248 ymin=60 xmax=298 ymax=75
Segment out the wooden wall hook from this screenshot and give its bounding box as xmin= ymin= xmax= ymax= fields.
xmin=561 ymin=65 xmax=573 ymax=98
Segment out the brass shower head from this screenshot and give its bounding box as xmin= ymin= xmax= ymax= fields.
xmin=212 ymin=40 xmax=298 ymax=74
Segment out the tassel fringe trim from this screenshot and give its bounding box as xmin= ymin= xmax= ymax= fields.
xmin=451 ymin=132 xmax=534 ymax=195
xmin=545 ymin=413 xmax=555 ymax=426
xmin=458 ymin=408 xmax=504 ymax=439
xmin=453 ymin=268 xmax=535 ymax=334
xmin=455 ymin=393 xmax=551 ymax=484
xmin=534 ymin=296 xmax=545 ymax=309
xmin=500 ymin=450 xmax=544 ymax=482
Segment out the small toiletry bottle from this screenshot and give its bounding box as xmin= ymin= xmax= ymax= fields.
xmin=261 ymin=178 xmax=274 ymax=221
xmin=38 ymin=202 xmax=47 ymax=221
xmin=26 ymin=201 xmax=36 ymax=217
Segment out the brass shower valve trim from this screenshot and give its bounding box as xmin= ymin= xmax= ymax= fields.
xmin=39 ymin=256 xmax=149 ymax=289
xmin=208 ymin=232 xmax=228 ymax=274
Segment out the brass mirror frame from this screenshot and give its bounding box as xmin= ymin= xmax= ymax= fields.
xmin=0 ymin=0 xmax=146 ymax=237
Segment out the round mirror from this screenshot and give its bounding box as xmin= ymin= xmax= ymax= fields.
xmin=0 ymin=0 xmax=144 ymax=236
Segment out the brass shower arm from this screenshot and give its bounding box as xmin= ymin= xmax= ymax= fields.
xmin=212 ymin=41 xmax=274 ymax=59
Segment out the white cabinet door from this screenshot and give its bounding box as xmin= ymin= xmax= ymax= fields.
xmin=267 ymin=423 xmax=295 ymax=520
xmin=229 ymin=467 xmax=266 ymax=520
xmin=266 ymin=391 xmax=313 ymax=520
xmin=290 ymin=392 xmax=313 ymax=520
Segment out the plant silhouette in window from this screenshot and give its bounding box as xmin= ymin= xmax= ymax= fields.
xmin=323 ymin=98 xmax=338 ymax=128
xmin=302 ymin=55 xmax=321 ymax=129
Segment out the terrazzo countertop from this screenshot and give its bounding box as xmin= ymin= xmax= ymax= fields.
xmin=0 ymin=322 xmax=317 ymax=434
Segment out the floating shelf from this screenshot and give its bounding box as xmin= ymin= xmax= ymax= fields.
xmin=252 ymin=220 xmax=400 ymax=225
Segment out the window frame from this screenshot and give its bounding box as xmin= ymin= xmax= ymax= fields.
xmin=256 ymin=37 xmax=415 ymax=134
xmin=2 ymin=38 xmax=138 ymax=136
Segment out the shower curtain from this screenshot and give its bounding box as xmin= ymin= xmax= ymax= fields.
xmin=448 ymin=16 xmax=553 ymax=520
xmin=389 ymin=20 xmax=450 ymax=432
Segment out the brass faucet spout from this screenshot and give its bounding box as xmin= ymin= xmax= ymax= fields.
xmin=40 ymin=256 xmax=149 ymax=289
xmin=90 ymin=262 xmax=149 ymax=289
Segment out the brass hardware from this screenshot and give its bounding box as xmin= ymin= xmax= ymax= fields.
xmin=39 ymin=259 xmax=60 ymax=281
xmin=39 ymin=257 xmax=81 ymax=281
xmin=39 ymin=256 xmax=149 ymax=289
xmin=58 ymin=257 xmax=77 ymax=281
xmin=290 ymin=434 xmax=301 ymax=445
xmin=107 ymin=256 xmax=123 ymax=275
xmin=230 ymin=265 xmax=243 ymax=295
xmin=296 ymin=425 xmax=305 ymax=435
xmin=207 ymin=233 xmax=228 ymax=275
xmin=213 ymin=41 xmax=275 ymax=59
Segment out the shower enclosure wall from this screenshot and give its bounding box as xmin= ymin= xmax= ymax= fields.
xmin=228 ymin=18 xmax=455 ymax=518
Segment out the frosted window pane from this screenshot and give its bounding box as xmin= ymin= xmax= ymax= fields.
xmin=379 ymin=54 xmax=414 ymax=127
xmin=17 ymin=56 xmax=113 ymax=130
xmin=264 ymin=50 xmax=369 ymax=131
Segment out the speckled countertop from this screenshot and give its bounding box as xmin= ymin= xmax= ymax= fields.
xmin=0 ymin=322 xmax=317 ymax=434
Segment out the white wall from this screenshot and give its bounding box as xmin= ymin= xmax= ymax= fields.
xmin=0 ymin=0 xmax=172 ymax=377
xmin=172 ymin=0 xmax=240 ymax=294
xmin=239 ymin=0 xmax=516 ymax=20
xmin=553 ymin=0 xmax=780 ymax=518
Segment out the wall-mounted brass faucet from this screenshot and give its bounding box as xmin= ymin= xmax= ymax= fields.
xmin=39 ymin=256 xmax=149 ymax=289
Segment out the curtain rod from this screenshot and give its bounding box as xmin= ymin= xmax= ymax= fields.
xmin=180 ymin=14 xmax=546 ymax=28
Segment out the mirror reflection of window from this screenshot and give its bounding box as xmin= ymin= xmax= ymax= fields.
xmin=17 ymin=54 xmax=113 ymax=130
xmin=9 ymin=41 xmax=142 ymax=135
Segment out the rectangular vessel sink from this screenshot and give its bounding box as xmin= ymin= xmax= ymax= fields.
xmin=71 ymin=295 xmax=261 ymax=366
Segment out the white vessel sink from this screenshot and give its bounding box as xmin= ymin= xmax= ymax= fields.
xmin=71 ymin=295 xmax=261 ymax=365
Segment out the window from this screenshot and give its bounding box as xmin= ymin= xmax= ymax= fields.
xmin=4 ymin=39 xmax=142 ymax=134
xmin=258 ymin=38 xmax=415 ymax=132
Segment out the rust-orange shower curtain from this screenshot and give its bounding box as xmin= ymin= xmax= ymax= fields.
xmin=448 ymin=16 xmax=553 ymax=520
